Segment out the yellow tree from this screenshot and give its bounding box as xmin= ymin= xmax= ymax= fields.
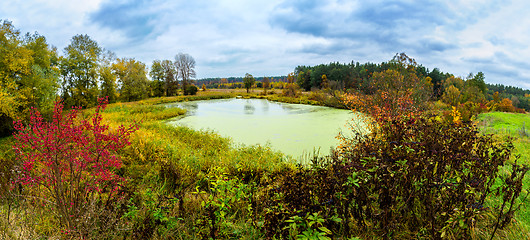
xmin=320 ymin=74 xmax=329 ymax=89
xmin=0 ymin=21 xmax=31 ymax=123
xmin=220 ymin=78 xmax=228 ymax=88
xmin=441 ymin=85 xmax=461 ymax=106
xmin=0 ymin=20 xmax=58 ymax=136
xmin=112 ymin=58 xmax=149 ymax=102
xmin=283 ymin=73 xmax=300 ymax=97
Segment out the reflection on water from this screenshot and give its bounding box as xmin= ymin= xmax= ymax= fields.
xmin=167 ymin=98 xmax=361 ymax=158
xmin=244 ymin=100 xmax=255 ymax=115
xmin=261 ymin=99 xmax=269 ymax=113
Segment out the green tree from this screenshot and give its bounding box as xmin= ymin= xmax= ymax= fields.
xmin=243 ymin=73 xmax=255 ymax=93
xmin=150 ymin=59 xmax=177 ymax=97
xmin=59 ymin=34 xmax=102 ymax=108
xmin=19 ymin=33 xmax=60 ymax=112
xmin=461 ymin=84 xmax=485 ymax=103
xmin=428 ymin=68 xmax=446 ymax=98
xmin=113 ymin=58 xmax=149 ymax=102
xmin=296 ymin=70 xmax=311 ymax=91
xmin=184 ymin=85 xmax=198 ymax=95
xmin=310 ymin=65 xmax=326 ymax=89
xmin=98 ymin=50 xmax=118 ymax=102
xmin=149 ymin=60 xmax=165 ymax=97
xmin=467 ymin=72 xmax=487 ymax=94
xmin=162 ymin=60 xmax=178 ymax=96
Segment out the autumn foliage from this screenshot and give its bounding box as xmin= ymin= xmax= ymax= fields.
xmin=12 ymin=97 xmax=138 ymax=232
xmin=319 ymin=56 xmax=529 ymax=238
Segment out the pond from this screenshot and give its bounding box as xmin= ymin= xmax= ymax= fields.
xmin=166 ymin=98 xmax=362 ymax=158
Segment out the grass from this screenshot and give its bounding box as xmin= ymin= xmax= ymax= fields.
xmin=477 ymin=111 xmax=530 ymax=239
xmin=477 ymin=112 xmax=530 ymax=164
xmin=2 ymin=92 xmax=530 ymax=239
xmin=0 ymin=91 xmax=296 ymax=239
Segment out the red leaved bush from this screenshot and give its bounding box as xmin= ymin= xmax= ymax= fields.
xmin=12 ymin=97 xmax=138 ymax=230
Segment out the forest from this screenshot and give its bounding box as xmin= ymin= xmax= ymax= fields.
xmin=1 ymin=19 xmax=530 ymax=239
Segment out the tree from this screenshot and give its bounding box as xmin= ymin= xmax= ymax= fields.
xmin=443 ymin=76 xmax=465 ymax=90
xmin=461 ymin=84 xmax=485 ymax=103
xmin=497 ymin=98 xmax=516 ymax=112
xmin=243 ymin=73 xmax=255 ymax=93
xmin=184 ymin=85 xmax=198 ymax=95
xmin=162 ymin=60 xmax=178 ymax=96
xmin=150 ymin=59 xmax=177 ymax=97
xmin=99 ymin=50 xmax=118 ymax=102
xmin=320 ymin=74 xmax=329 ymax=89
xmin=175 ymin=53 xmax=196 ymax=92
xmin=149 ymin=60 xmax=165 ymax=97
xmin=60 ymin=34 xmax=102 ymax=108
xmin=467 ymin=72 xmax=487 ymax=94
xmin=18 ymin=33 xmax=60 ymax=113
xmin=296 ymin=70 xmax=311 ymax=91
xmin=428 ymin=68 xmax=446 ymax=98
xmin=511 ymin=96 xmax=520 ymax=108
xmin=220 ymin=78 xmax=228 ymax=88
xmin=99 ymin=66 xmax=117 ymax=102
xmin=442 ymin=85 xmax=461 ymax=106
xmin=0 ymin=20 xmax=59 ymax=136
xmin=113 ymin=58 xmax=150 ymax=102
xmin=262 ymin=77 xmax=270 ymax=94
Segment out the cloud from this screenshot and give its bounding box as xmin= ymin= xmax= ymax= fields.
xmin=416 ymin=38 xmax=457 ymax=53
xmin=269 ymin=1 xmax=456 ymax=49
xmin=2 ymin=0 xmax=530 ymax=89
xmin=89 ymin=0 xmax=156 ymax=41
xmin=354 ymin=1 xmax=451 ymax=29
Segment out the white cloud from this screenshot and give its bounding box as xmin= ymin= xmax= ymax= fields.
xmin=2 ymin=0 xmax=530 ymax=88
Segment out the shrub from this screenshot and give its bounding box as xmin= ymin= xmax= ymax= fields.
xmin=12 ymin=98 xmax=138 ymax=236
xmin=337 ymin=114 xmax=528 ymax=238
xmin=184 ymin=85 xmax=199 ymax=95
xmin=282 ymin=83 xmax=300 ymax=97
xmin=497 ymin=98 xmax=516 ymax=112
xmin=260 ymin=85 xmax=529 ymax=239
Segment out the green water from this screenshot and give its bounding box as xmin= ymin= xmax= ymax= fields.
xmin=167 ymin=98 xmax=362 ymax=158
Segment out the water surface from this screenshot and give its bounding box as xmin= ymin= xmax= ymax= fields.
xmin=167 ymin=98 xmax=359 ymax=158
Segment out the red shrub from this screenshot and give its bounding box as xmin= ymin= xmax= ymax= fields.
xmin=12 ymin=97 xmax=138 ymax=230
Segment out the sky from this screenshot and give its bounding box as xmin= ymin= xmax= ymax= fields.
xmin=2 ymin=0 xmax=530 ymax=89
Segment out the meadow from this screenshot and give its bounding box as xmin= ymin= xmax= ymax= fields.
xmin=476 ymin=112 xmax=530 ymax=236
xmin=0 ymin=90 xmax=529 ymax=239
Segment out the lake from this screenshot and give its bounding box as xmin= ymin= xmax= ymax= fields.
xmin=166 ymin=98 xmax=361 ymax=158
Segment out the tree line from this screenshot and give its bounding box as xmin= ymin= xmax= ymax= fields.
xmin=293 ymin=53 xmax=528 ymax=113
xmin=0 ymin=20 xmax=197 ymax=136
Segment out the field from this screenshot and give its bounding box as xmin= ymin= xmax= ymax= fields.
xmin=477 ymin=112 xmax=530 ymax=237
xmin=477 ymin=112 xmax=530 ymax=163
